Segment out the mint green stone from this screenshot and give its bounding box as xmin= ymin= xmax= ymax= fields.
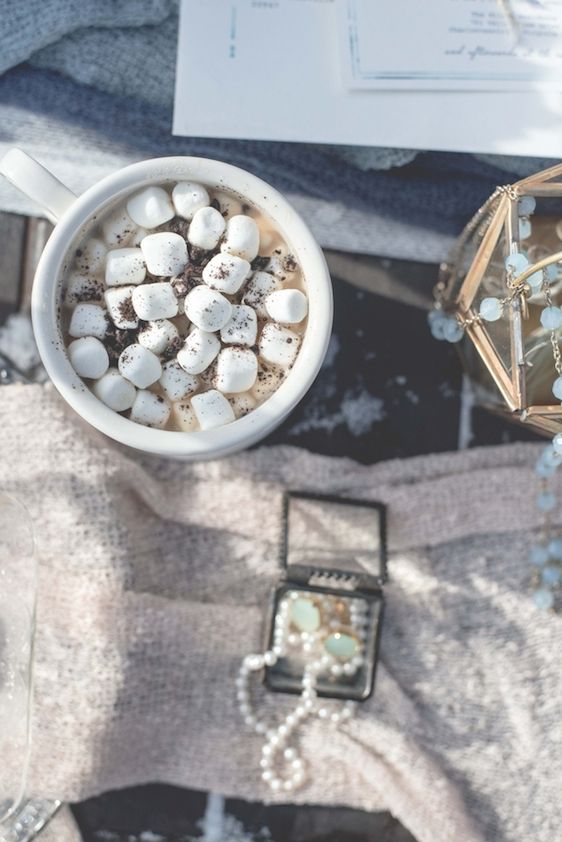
xmin=324 ymin=632 xmax=358 ymax=660
xmin=289 ymin=597 xmax=320 ymax=632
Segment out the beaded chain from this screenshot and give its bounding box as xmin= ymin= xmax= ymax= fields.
xmin=429 ymin=188 xmax=562 ymax=611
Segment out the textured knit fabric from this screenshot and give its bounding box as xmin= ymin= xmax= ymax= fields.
xmin=0 ymin=0 xmax=556 ymax=260
xmin=0 ymin=383 xmax=560 ymax=842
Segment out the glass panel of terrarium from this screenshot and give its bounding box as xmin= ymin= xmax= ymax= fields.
xmin=517 ymin=194 xmax=562 ymax=407
xmin=468 ymin=214 xmax=514 ymax=383
xmin=456 ymin=197 xmax=508 ymax=312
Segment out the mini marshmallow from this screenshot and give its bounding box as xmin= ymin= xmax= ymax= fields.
xmin=242 ymin=271 xmax=280 ymax=317
xmin=177 ymin=328 xmax=221 ymax=375
xmin=214 ymin=347 xmax=258 ymax=394
xmin=184 ymin=286 xmax=232 ymax=332
xmin=252 ymin=363 xmax=285 ymax=402
xmin=171 ymin=402 xmax=199 ymax=432
xmin=104 ymin=286 xmax=139 ymax=329
xmin=191 ymin=389 xmax=235 ymax=430
xmin=220 ymin=305 xmax=257 ymax=346
xmin=127 ymin=186 xmax=175 ymax=229
xmin=138 ymin=319 xmax=179 ymax=355
xmin=187 ymin=207 xmax=226 ymax=250
xmin=265 ymin=288 xmax=308 ymax=324
xmin=102 ymin=208 xmax=136 ymax=247
xmin=118 ymin=344 xmax=162 ymax=389
xmin=221 ymin=215 xmax=259 ymax=262
xmin=75 ymin=238 xmax=107 ymax=274
xmin=130 ymin=390 xmax=171 ymax=428
xmin=132 ymin=282 xmax=178 ymax=321
xmin=259 ymin=323 xmax=300 ymax=368
xmin=92 ymin=368 xmax=136 ymax=411
xmin=202 ymin=253 xmax=251 ymax=294
xmin=68 ymin=336 xmax=109 ymax=380
xmin=69 ymin=302 xmax=108 ymax=339
xmin=229 ymin=391 xmax=257 ymax=419
xmin=140 ymin=232 xmax=189 ymax=276
xmin=64 ymin=272 xmax=104 ymax=305
xmin=105 ymin=248 xmax=146 ymax=286
xmin=172 ymin=182 xmax=210 ymax=220
xmin=159 ymin=359 xmax=199 ymax=401
xmin=213 ymin=191 xmax=242 ymax=218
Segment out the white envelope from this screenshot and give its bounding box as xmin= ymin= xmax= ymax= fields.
xmin=173 ymin=0 xmax=562 ymax=157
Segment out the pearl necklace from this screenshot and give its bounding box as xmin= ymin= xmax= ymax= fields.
xmin=237 ymin=589 xmax=367 ymax=792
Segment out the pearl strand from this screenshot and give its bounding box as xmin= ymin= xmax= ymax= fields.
xmin=238 ymin=591 xmax=370 ymax=790
xmin=237 ymin=647 xmax=357 ymax=792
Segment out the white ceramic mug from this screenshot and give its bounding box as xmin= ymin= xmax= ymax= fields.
xmin=0 ymin=150 xmax=333 ymax=459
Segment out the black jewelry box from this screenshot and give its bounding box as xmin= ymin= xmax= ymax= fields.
xmin=264 ymin=491 xmax=388 ymax=702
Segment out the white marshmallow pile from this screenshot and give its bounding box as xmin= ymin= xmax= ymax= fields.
xmin=63 ymin=181 xmax=309 ymax=432
xmin=221 ymin=215 xmax=260 ymax=261
xmin=118 ymin=344 xmax=162 ymax=389
xmin=188 ymin=207 xmax=226 ymax=250
xmin=92 ymin=369 xmax=136 ymax=411
xmin=220 ymin=305 xmax=257 ymax=346
xmin=68 ymin=337 xmax=109 ymax=379
xmin=105 ymin=248 xmax=146 ymax=286
xmin=202 ymin=253 xmax=251 ymax=294
xmin=132 ymin=282 xmax=178 ymax=320
xmin=138 ymin=319 xmax=179 ymax=355
xmin=140 ymin=233 xmax=188 ymax=277
xmin=177 ymin=328 xmax=221 ymax=375
xmin=184 ymin=286 xmax=232 ymax=332
xmin=104 ymin=286 xmax=138 ymax=330
xmin=215 ymin=347 xmax=258 ymax=394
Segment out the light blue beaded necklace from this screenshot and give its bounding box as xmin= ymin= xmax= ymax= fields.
xmin=429 ymin=188 xmax=562 ymax=611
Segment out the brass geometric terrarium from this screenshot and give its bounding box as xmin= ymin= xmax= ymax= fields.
xmin=433 ymin=162 xmax=562 ymax=436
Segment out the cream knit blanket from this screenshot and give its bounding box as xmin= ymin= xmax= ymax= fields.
xmin=1 ymin=384 xmax=560 ymax=842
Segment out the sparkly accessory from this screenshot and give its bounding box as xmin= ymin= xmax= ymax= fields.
xmin=428 ymin=165 xmax=562 ymax=610
xmin=238 ymin=492 xmax=386 ymax=792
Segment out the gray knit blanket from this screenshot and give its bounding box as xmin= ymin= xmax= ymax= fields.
xmin=0 ymin=0 xmax=555 ymax=261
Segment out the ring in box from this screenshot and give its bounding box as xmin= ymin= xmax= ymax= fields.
xmin=265 ymin=491 xmax=387 ymax=702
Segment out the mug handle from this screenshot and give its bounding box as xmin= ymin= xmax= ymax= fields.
xmin=0 ymin=148 xmax=77 ymax=224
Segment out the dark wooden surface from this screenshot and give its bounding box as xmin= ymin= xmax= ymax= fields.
xmin=0 ymin=213 xmax=540 ymax=842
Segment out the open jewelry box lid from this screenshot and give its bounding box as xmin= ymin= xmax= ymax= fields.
xmin=281 ymin=491 xmax=388 ymax=591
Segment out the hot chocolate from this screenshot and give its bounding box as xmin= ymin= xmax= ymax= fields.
xmin=62 ymin=182 xmax=308 ymax=432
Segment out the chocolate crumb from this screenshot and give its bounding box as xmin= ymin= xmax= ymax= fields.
xmin=117 ymin=298 xmax=136 ymax=324
xmin=166 ymin=216 xmax=189 ymax=238
xmin=162 ymin=336 xmax=183 ymax=360
xmin=144 ymin=271 xmax=163 ymax=284
xmin=189 ymin=245 xmax=206 ymax=265
xmin=105 ymin=325 xmax=135 ymax=362
xmin=283 ymin=253 xmax=298 ymax=272
xmin=172 ymin=265 xmax=203 ymax=294
xmin=251 ymin=256 xmax=270 ymax=271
